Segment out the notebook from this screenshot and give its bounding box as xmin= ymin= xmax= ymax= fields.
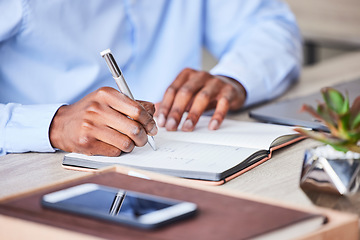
xmin=63 ymin=116 xmax=303 ymax=184
xmin=249 ymin=78 xmax=360 ymax=131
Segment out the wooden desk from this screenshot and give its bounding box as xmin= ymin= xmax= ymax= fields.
xmin=1 ymin=51 xmax=360 ymax=236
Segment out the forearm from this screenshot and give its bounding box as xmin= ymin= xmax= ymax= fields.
xmin=0 ymin=103 xmax=63 ymax=156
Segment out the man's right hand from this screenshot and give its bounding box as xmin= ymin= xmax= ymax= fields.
xmin=49 ymin=87 xmax=157 ymax=156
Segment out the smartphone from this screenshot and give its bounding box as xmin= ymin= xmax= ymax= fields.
xmin=41 ymin=183 xmax=198 ymax=229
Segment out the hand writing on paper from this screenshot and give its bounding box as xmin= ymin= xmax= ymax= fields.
xmin=49 ymin=87 xmax=157 ymax=156
xmin=156 ymin=68 xmax=246 ymax=132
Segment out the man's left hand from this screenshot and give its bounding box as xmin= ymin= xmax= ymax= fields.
xmin=156 ymin=68 xmax=246 ymax=131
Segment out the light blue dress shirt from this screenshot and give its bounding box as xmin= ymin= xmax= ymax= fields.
xmin=0 ymin=0 xmax=302 ymax=156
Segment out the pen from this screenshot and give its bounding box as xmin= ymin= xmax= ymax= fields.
xmin=109 ymin=191 xmax=126 ymax=216
xmin=100 ymin=48 xmax=157 ymax=151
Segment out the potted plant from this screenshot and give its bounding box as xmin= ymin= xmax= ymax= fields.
xmin=295 ymin=87 xmax=360 ymax=213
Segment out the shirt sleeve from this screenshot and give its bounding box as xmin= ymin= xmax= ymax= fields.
xmin=205 ymin=0 xmax=302 ymax=107
xmin=0 ymin=103 xmax=63 ymax=156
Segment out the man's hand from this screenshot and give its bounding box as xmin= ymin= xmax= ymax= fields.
xmin=49 ymin=87 xmax=157 ymax=156
xmin=156 ymin=68 xmax=246 ymax=131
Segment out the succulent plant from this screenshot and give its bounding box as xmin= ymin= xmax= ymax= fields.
xmin=294 ymin=87 xmax=360 ymax=154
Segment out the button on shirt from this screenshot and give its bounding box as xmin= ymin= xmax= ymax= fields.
xmin=0 ymin=0 xmax=302 ymax=155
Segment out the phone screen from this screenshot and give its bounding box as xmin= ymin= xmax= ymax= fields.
xmin=42 ymin=184 xmax=197 ymax=229
xmin=63 ymin=188 xmax=173 ymax=218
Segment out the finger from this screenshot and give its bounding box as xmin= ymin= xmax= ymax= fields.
xmin=128 ymin=103 xmax=158 ymax=136
xmin=81 ymin=98 xmax=151 ymax=146
xmin=71 ymin=120 xmax=127 ymax=157
xmin=137 ymin=100 xmax=156 ymax=116
xmin=99 ymin=88 xmax=157 ymax=136
xmin=165 ymin=71 xmax=210 ymax=131
xmin=154 ymin=102 xmax=161 ymax=116
xmin=92 ymin=122 xmax=138 ymax=152
xmin=77 ymin=140 xmax=123 ymax=157
xmin=98 ymin=106 xmax=150 ymax=147
xmin=209 ymin=97 xmax=230 ymax=130
xmin=208 ymin=84 xmax=236 ymax=130
xmin=165 ymin=86 xmax=198 ymax=131
xmin=157 ymin=68 xmax=195 ymax=127
xmin=182 ymin=78 xmax=223 ymax=131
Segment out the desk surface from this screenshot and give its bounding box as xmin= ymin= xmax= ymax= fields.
xmin=1 ymin=52 xmax=360 ymax=213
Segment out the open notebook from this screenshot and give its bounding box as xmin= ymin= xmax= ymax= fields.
xmin=63 ymin=116 xmax=304 ymax=184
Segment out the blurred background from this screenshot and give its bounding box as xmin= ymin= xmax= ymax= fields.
xmin=203 ymin=0 xmax=360 ymax=70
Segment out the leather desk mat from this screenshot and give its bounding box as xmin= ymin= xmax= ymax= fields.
xmin=0 ymin=170 xmax=321 ymax=240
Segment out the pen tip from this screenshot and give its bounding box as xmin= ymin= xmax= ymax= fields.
xmin=100 ymin=48 xmax=112 ymax=57
xmin=148 ymin=136 xmax=157 ymax=151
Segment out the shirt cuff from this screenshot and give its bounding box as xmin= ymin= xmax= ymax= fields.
xmin=210 ymin=53 xmax=299 ymax=107
xmin=4 ymin=103 xmax=65 ymax=154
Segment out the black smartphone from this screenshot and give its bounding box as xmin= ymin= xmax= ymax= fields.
xmin=41 ymin=183 xmax=197 ymax=229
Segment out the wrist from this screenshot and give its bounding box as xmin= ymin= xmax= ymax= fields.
xmin=215 ymin=75 xmax=247 ymax=104
xmin=49 ymin=105 xmax=67 ymax=150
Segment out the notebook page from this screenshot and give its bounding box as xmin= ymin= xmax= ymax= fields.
xmin=157 ymin=116 xmax=297 ymax=150
xmin=66 ymin=137 xmax=259 ymax=179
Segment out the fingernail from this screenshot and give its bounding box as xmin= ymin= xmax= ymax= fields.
xmin=157 ymin=114 xmax=166 ymax=127
xmin=209 ymin=119 xmax=219 ymax=130
xmin=149 ymin=124 xmax=158 ymax=136
xmin=165 ymin=118 xmax=177 ymax=131
xmin=182 ymin=119 xmax=194 ymax=132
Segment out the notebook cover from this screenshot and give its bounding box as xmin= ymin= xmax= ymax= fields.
xmin=0 ymin=170 xmax=322 ymax=240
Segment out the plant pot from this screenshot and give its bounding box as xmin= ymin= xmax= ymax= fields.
xmin=300 ymin=145 xmax=360 ymax=215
